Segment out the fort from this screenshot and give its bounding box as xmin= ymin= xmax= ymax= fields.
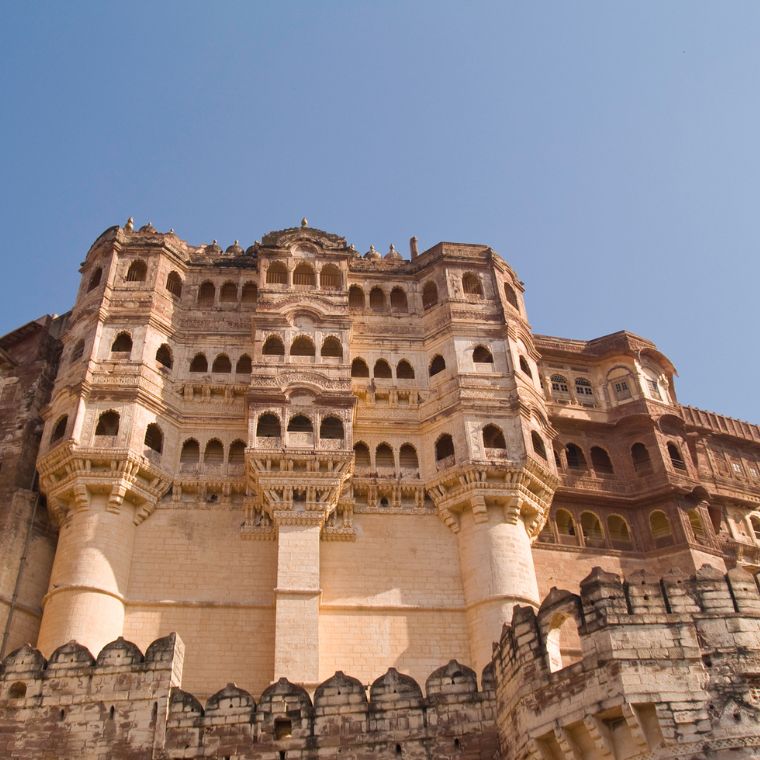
xmin=0 ymin=218 xmax=758 ymax=757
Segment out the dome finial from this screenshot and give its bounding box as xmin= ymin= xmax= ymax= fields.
xmin=301 ymin=217 xmax=308 ymax=228
xmin=125 ymin=217 xmax=134 ymax=232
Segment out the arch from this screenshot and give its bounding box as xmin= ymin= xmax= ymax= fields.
xmin=293 ymin=262 xmax=316 ymax=287
xmin=266 ymin=260 xmax=287 ymax=285
xmin=180 ymin=438 xmax=200 ymax=464
xmin=220 ymin=282 xmax=238 ymax=303
xmin=397 ymin=359 xmax=415 ymax=379
xmin=688 ymin=509 xmax=707 ymax=542
xmin=473 ymin=345 xmax=493 ymax=363
xmin=649 ymin=510 xmax=673 ymax=545
xmin=8 ymin=682 xmax=26 ymax=699
xmin=204 ymin=439 xmax=224 ymax=465
xmin=374 ymin=359 xmax=392 ymax=379
xmin=71 ymin=339 xmax=85 ymax=362
xmin=212 ymin=354 xmax=232 ymax=373
xmin=166 ymin=270 xmax=183 ymax=298
xmin=256 ymin=413 xmax=281 ymax=438
xmin=262 ymin=335 xmax=285 ymax=356
xmin=608 ymin=515 xmax=633 ymax=549
xmin=461 ymin=272 xmax=483 ymax=297
xmin=229 ymin=439 xmax=246 ymax=464
xmin=429 ymin=354 xmax=446 ymax=377
xmin=189 ymin=353 xmax=208 ymax=372
xmin=390 ymin=287 xmax=408 ymax=312
xmin=51 ymin=415 xmax=68 ymax=443
xmin=156 ymin=343 xmax=173 ymax=369
xmin=565 ymin=443 xmax=587 ymax=470
xmin=126 ymin=260 xmax=147 ymax=282
xmin=348 ymin=285 xmax=365 ymax=308
xmin=575 ymin=377 xmax=594 ymax=401
xmin=236 ymin=354 xmax=252 ymax=374
xmin=531 ymin=431 xmax=547 ymax=460
xmin=551 ymin=374 xmax=569 ymax=394
xmin=580 ymin=511 xmax=605 ymax=547
xmin=87 ymin=267 xmax=102 ymax=292
xmin=556 ymin=509 xmax=578 ymax=544
xmin=353 ymin=441 xmax=371 ymax=467
xmin=504 ymin=282 xmax=519 ymax=309
xmin=95 ymin=410 xmax=119 ymax=436
xmin=519 ymin=355 xmax=533 ymax=378
xmin=667 ymin=442 xmax=686 ymax=470
xmin=111 ymin=332 xmax=132 ymax=353
xmin=320 ymin=416 xmax=344 ymax=440
xmin=241 ymin=282 xmax=257 ymax=304
xmin=290 ymin=335 xmax=316 ymax=357
xmin=197 ymin=281 xmax=215 ymax=306
xmin=351 ymin=357 xmax=369 ymax=377
xmin=750 ymin=515 xmax=760 ymax=543
xmin=590 ymin=446 xmax=614 ymax=474
xmin=375 ymin=443 xmax=395 ymax=469
xmin=483 ymin=424 xmax=507 ymax=450
xmin=631 ymin=442 xmax=652 ymax=473
xmin=144 ymin=423 xmax=163 ymax=454
xmin=399 ymin=443 xmax=418 ymax=470
xmin=422 ymin=281 xmax=438 ymax=309
xmin=545 ymin=613 xmax=581 ymax=673
xmin=435 ymin=434 xmax=455 ymax=462
xmin=321 ymin=336 xmax=343 ymax=359
xmin=369 ymin=286 xmax=386 ymax=311
xmin=320 ymin=263 xmax=341 ymax=290
xmin=642 ymin=367 xmax=663 ymax=401
xmin=287 ymin=415 xmax=313 ymax=433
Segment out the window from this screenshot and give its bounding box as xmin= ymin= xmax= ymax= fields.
xmin=293 ymin=263 xmax=316 ymax=287
xmin=166 ymin=271 xmax=183 ymax=298
xmin=607 ymin=515 xmax=632 ymax=549
xmin=422 ymin=281 xmax=438 ymax=309
xmin=369 ymin=287 xmax=386 ymax=311
xmin=8 ymin=682 xmax=26 ymax=699
xmin=212 ymin=354 xmax=232 ymax=373
xmin=236 ymin=354 xmax=252 ymax=374
xmin=631 ymin=442 xmax=651 ymax=473
xmin=556 ymin=509 xmax=577 ymax=541
xmin=483 ymin=424 xmax=507 ymax=450
xmin=643 ymin=369 xmax=662 ymax=401
xmin=590 ymin=446 xmax=614 ymax=475
xmin=580 ymin=512 xmax=605 ymax=547
xmin=204 ymin=439 xmax=224 ymax=464
xmin=220 ymin=282 xmax=238 ymax=303
xmin=87 ymin=268 xmax=102 ymax=292
xmin=399 ymin=444 xmax=418 ymax=470
xmin=376 ymin=443 xmax=395 ymax=469
xmin=126 ymin=260 xmax=147 ymax=282
xmin=374 ymin=359 xmax=392 ymax=379
xmin=667 ymin=442 xmax=686 ymax=471
xmin=241 ymin=282 xmax=257 ymax=304
xmin=197 ymin=281 xmax=215 ymax=306
xmin=287 ymin=415 xmax=313 ymax=433
xmin=397 ymin=360 xmax=414 ymax=379
xmin=435 ymin=434 xmax=455 ymax=462
xmin=354 ymin=442 xmax=371 ymax=467
xmin=348 ymin=285 xmax=365 ymax=308
xmin=256 ymin=413 xmax=281 ymax=437
xmin=189 ymin=353 xmax=208 ymax=372
xmin=320 ymin=264 xmax=341 ymax=289
xmin=71 ymin=340 xmax=85 ymax=362
xmin=519 ymin=356 xmax=532 ymax=378
xmin=390 ymin=287 xmax=408 ymax=312
xmin=461 ymin=273 xmax=483 ymax=297
xmin=111 ymin=332 xmax=132 ymax=353
xmin=688 ymin=509 xmax=707 ymax=543
xmin=321 ymin=336 xmax=342 ymax=359
xmin=351 ymin=358 xmax=369 ymax=377
xmin=320 ymin=417 xmax=344 ymax=440
xmin=473 ymin=346 xmax=493 ymax=363
xmin=504 ymin=283 xmax=519 ymax=309
xmin=751 ymin=515 xmax=760 ymax=542
xmin=575 ymin=377 xmax=593 ymax=401
xmin=229 ymin=439 xmax=246 ymax=464
xmin=266 ymin=261 xmax=287 ymax=285
xmin=649 ymin=510 xmax=673 ymax=545
xmin=290 ymin=336 xmax=316 ymax=357
xmin=551 ymin=374 xmax=569 ymax=394
xmin=51 ymin=415 xmax=68 ymax=443
xmin=144 ymin=424 xmax=163 ymax=454
xmin=731 ymin=461 xmax=744 ymax=476
xmin=614 ymin=380 xmax=631 ymax=400
xmin=95 ymin=410 xmax=120 ymax=436
xmin=262 ymin=335 xmax=285 ymax=356
xmin=156 ymin=344 xmax=172 ymax=369
xmin=180 ymin=439 xmax=200 ymax=464
xmin=565 ymin=443 xmax=586 ymax=470
xmin=531 ymin=431 xmax=547 ymax=460
xmin=429 ymin=355 xmax=446 ymax=377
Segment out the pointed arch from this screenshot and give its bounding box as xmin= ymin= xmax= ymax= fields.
xmin=590 ymin=446 xmax=614 ymax=475
xmin=390 ymin=287 xmax=408 ymax=312
xmin=374 ymin=359 xmax=392 ymax=379
xmin=291 ymin=335 xmax=316 ymax=357
xmin=189 ymin=353 xmax=208 ymax=372
xmin=51 ymin=415 xmax=68 ymax=444
xmin=435 ymin=434 xmax=455 ymax=462
xmin=375 ymin=443 xmax=395 ymax=469
xmin=429 ymin=354 xmax=446 ymax=377
xmin=126 ymin=260 xmax=147 ymax=282
xmin=197 ymin=281 xmax=215 ymax=306
xmin=212 ymin=354 xmax=232 ymax=373
xmin=180 ymin=438 xmax=200 ymax=464
xmin=95 ymin=410 xmax=120 ymax=436
xmin=287 ymin=415 xmax=313 ymax=433
xmin=473 ymin=345 xmax=493 ymax=363
xmin=483 ymin=424 xmax=507 ymax=450
xmin=397 ymin=359 xmax=415 ymax=379
xmin=166 ymin=270 xmax=183 ymax=298
xmin=422 ymin=281 xmax=438 ymax=309
xmin=262 ymin=335 xmax=285 ymax=356
xmin=144 ymin=423 xmax=163 ymax=454
xmin=156 ymin=343 xmax=172 ymax=369
xmin=565 ymin=443 xmax=587 ymax=470
xmin=229 ymin=439 xmax=246 ymax=464
xmin=351 ymin=357 xmax=369 ymax=377
xmin=236 ymin=354 xmax=252 ymax=374
xmin=369 ymin=287 xmax=386 ymax=311
xmin=256 ymin=413 xmax=281 ymax=438
xmin=321 ymin=336 xmax=343 ymax=359
xmin=348 ymin=285 xmax=365 ymax=308
xmin=220 ymin=282 xmax=238 ymax=303
xmin=399 ymin=443 xmax=419 ymax=471
xmin=353 ymin=441 xmax=371 ymax=467
xmin=111 ymin=332 xmax=132 ymax=353
xmin=320 ymin=417 xmax=344 ymax=440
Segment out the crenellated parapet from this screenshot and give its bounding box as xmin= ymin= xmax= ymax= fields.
xmin=492 ymin=565 xmax=760 ymax=759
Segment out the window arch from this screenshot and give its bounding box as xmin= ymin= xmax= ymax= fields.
xmin=575 ymin=377 xmax=594 ymax=401
xmin=556 ymin=509 xmax=578 ymax=544
xmin=95 ymin=410 xmax=120 ymax=436
xmin=374 ymin=359 xmax=392 ymax=379
xmin=351 ymin=357 xmax=369 ymax=377
xmin=220 ymin=282 xmax=238 ymax=303
xmin=266 ymin=261 xmax=287 ymax=285
xmin=288 ymin=414 xmax=313 ymax=433
xmin=461 ymin=272 xmax=483 ymax=297
xmin=580 ymin=511 xmax=605 ymax=547
xmin=51 ymin=415 xmax=68 ymax=443
xmin=126 ymin=260 xmax=147 ymax=282
xmin=435 ymin=434 xmax=455 ymax=462
xmin=667 ymin=442 xmax=686 ymax=471
xmin=519 ymin=356 xmax=532 ymax=378
xmin=354 ymin=442 xmax=370 ymax=467
xmin=189 ymin=353 xmax=208 ymax=372
xmin=649 ymin=510 xmax=673 ymax=545
xmin=229 ymin=439 xmax=246 ymax=464
xmin=429 ymin=354 xmax=446 ymax=377
xmin=320 ymin=264 xmax=341 ymax=290
xmin=390 ymin=287 xmax=408 ymax=312
xmin=643 ymin=368 xmax=663 ymax=401
xmin=483 ymin=424 xmax=507 ymax=450
xmin=321 ymin=336 xmax=343 ymax=359
xmin=293 ymin=262 xmax=316 ymax=287
xmin=551 ymin=374 xmax=569 ymax=394
xmin=180 ymin=438 xmax=200 ymax=464
xmin=320 ymin=417 xmax=344 ymax=440
xmin=348 ymin=285 xmax=365 ymax=308
xmin=687 ymin=509 xmax=707 ymax=543
xmin=71 ymin=339 xmax=85 ymax=362
xmin=631 ymin=442 xmax=651 ymax=473
xmin=422 ymin=281 xmax=438 ymax=309
xmin=531 ymin=431 xmax=547 ymax=460
xmin=750 ymin=515 xmax=760 ymax=543
xmin=166 ymin=271 xmax=183 ymax=298
xmin=204 ymin=439 xmax=224 ymax=465
xmin=290 ymin=336 xmax=316 ymax=357
xmin=375 ymin=443 xmax=395 ymax=469
xmin=144 ymin=423 xmax=163 ymax=454
xmin=399 ymin=443 xmax=418 ymax=470
xmin=241 ymin=282 xmax=257 ymax=304
xmin=111 ymin=332 xmax=132 ymax=353
xmin=262 ymin=335 xmax=285 ymax=356
xmin=590 ymin=446 xmax=614 ymax=475
xmin=156 ymin=344 xmax=172 ymax=369
xmin=212 ymin=354 xmax=232 ymax=373
xmin=473 ymin=345 xmax=493 ymax=363
xmin=236 ymin=354 xmax=252 ymax=374
xmin=504 ymin=282 xmax=519 ymax=309
xmin=565 ymin=443 xmax=587 ymax=470
xmin=608 ymin=515 xmax=633 ymax=549
xmin=397 ymin=360 xmax=415 ymax=379
xmin=197 ymin=281 xmax=215 ymax=306
xmin=87 ymin=267 xmax=102 ymax=292
xmin=256 ymin=413 xmax=281 ymax=438
xmin=369 ymin=287 xmax=386 ymax=311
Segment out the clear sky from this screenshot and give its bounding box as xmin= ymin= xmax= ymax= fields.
xmin=1 ymin=2 xmax=758 ymax=422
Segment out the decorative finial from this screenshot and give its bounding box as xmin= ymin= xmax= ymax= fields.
xmin=169 ymin=228 xmax=174 ymax=233
xmin=125 ymin=217 xmax=134 ymax=232
xmin=370 ymin=244 xmax=376 ymax=253
xmin=212 ymin=239 xmax=217 ymax=245
xmin=390 ymin=243 xmax=397 ymax=253
xmin=301 ymin=217 xmax=308 ymax=228
xmin=234 ymin=239 xmax=239 ymax=245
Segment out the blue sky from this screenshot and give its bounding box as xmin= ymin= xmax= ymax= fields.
xmin=1 ymin=2 xmax=758 ymax=421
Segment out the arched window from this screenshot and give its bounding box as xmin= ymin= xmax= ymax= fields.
xmin=575 ymin=377 xmax=594 ymax=401
xmin=220 ymin=282 xmax=238 ymax=303
xmin=320 ymin=417 xmax=344 ymax=440
xmin=189 ymin=353 xmax=208 ymax=372
xmin=461 ymin=273 xmax=483 ymax=297
xmin=256 ymin=414 xmax=281 ymax=438
xmin=354 ymin=442 xmax=370 ymax=468
xmin=8 ymin=682 xmax=26 ymax=699
xmin=551 ymin=375 xmax=569 ymax=394
xmin=608 ymin=515 xmax=632 ymax=549
xmin=565 ymin=443 xmax=587 ymax=470
xmin=667 ymin=442 xmax=686 ymax=471
xmin=241 ymin=282 xmax=257 ymax=304
xmin=229 ymin=439 xmax=246 ymax=464
xmin=399 ymin=443 xmax=418 ymax=470
xmin=144 ymin=423 xmax=163 ymax=454
xmin=519 ymin=356 xmax=532 ymax=378
xmin=290 ymin=336 xmax=316 ymax=357
xmin=320 ymin=264 xmax=341 ymax=290
xmin=369 ymin=287 xmax=386 ymax=311
xmin=580 ymin=511 xmax=605 ymax=547
xmin=87 ymin=267 xmax=102 ymax=292
xmin=483 ymin=424 xmax=507 ymax=450
xmin=321 ymin=336 xmax=343 ymax=359
xmin=374 ymin=359 xmax=392 ymax=379
xmin=504 ymin=283 xmax=519 ymax=309
xmin=212 ymin=354 xmax=232 ymax=373
xmin=266 ymin=261 xmax=287 ymax=285
xmin=376 ymin=443 xmax=395 ymax=469
xmin=422 ymin=281 xmax=438 ymax=309
xmin=390 ymin=287 xmax=408 ymax=312
xmin=51 ymin=415 xmax=68 ymax=443
xmin=590 ymin=446 xmax=614 ymax=475
xmin=197 ymin=281 xmax=215 ymax=307
xmin=631 ymin=442 xmax=652 ymax=473
xmin=556 ymin=509 xmax=578 ymax=544
xmin=688 ymin=509 xmax=707 ymax=543
xmin=126 ymin=260 xmax=147 ymax=282
xmin=180 ymin=438 xmax=200 ymax=464
xmin=166 ymin=271 xmax=183 ymax=298
xmin=750 ymin=515 xmax=760 ymax=543
xmin=643 ymin=368 xmax=663 ymax=401
xmin=435 ymin=434 xmax=455 ymax=462
xmin=156 ymin=344 xmax=173 ymax=369
xmin=545 ymin=614 xmax=581 ymax=673
xmin=348 ymin=285 xmax=365 ymax=308
xmin=288 ymin=415 xmax=313 ymax=433
xmin=397 ymin=360 xmax=415 ymax=379
xmin=531 ymin=431 xmax=547 ymax=460
xmin=204 ymin=439 xmax=224 ymax=465
xmin=236 ymin=354 xmax=252 ymax=374
xmin=71 ymin=340 xmax=85 ymax=362
xmin=351 ymin=358 xmax=369 ymax=377
xmin=473 ymin=345 xmax=493 ymax=363
xmin=111 ymin=332 xmax=132 ymax=353
xmin=293 ymin=263 xmax=316 ymax=287
xmin=262 ymin=335 xmax=285 ymax=356
xmin=429 ymin=355 xmax=446 ymax=377
xmin=649 ymin=510 xmax=673 ymax=545
xmin=95 ymin=410 xmax=120 ymax=436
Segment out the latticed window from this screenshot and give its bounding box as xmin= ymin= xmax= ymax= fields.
xmin=320 ymin=265 xmax=341 ymax=289
xmin=614 ymin=380 xmax=631 ymax=399
xmin=551 ymin=375 xmax=568 ymax=393
xmin=575 ymin=377 xmax=593 ymax=397
xmin=266 ymin=261 xmax=287 ymax=285
xmin=126 ymin=260 xmax=147 ymax=282
xmin=293 ymin=263 xmax=315 ymax=287
xmin=166 ymin=271 xmax=182 ymax=297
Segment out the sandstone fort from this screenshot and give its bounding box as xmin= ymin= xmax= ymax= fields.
xmin=0 ymin=218 xmax=758 ymax=757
